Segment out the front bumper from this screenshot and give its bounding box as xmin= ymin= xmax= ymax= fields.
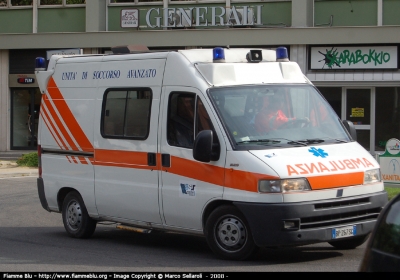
xmin=234 ymin=191 xmax=388 ymax=247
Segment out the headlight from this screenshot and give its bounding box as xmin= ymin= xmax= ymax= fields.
xmin=259 ymin=178 xmax=311 ymax=193
xmin=364 ymin=169 xmax=381 ymax=184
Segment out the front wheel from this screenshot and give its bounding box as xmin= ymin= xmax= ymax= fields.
xmin=62 ymin=191 xmax=97 ymax=238
xmin=328 ymin=234 xmax=369 ymax=249
xmin=205 ymin=205 xmax=258 ymax=260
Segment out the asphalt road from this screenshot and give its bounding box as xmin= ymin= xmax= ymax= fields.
xmin=0 ymin=177 xmax=367 ymax=272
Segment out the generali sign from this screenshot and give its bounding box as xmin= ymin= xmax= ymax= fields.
xmin=122 ymin=6 xmax=265 ymax=28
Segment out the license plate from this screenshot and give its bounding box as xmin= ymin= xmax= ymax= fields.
xmin=331 ymin=225 xmax=356 ymax=239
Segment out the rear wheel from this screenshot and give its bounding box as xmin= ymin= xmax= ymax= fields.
xmin=328 ymin=234 xmax=369 ymax=249
xmin=205 ymin=205 xmax=258 ymax=260
xmin=62 ymin=191 xmax=97 ymax=238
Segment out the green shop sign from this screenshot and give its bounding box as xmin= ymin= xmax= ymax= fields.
xmin=310 ymin=46 xmax=398 ymax=70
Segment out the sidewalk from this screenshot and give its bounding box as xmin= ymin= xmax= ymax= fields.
xmin=0 ymin=160 xmax=38 ymax=178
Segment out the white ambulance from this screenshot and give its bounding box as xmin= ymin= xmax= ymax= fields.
xmin=35 ymin=46 xmax=388 ymax=260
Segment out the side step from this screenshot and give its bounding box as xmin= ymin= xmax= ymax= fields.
xmin=116 ymin=224 xmax=152 ymax=234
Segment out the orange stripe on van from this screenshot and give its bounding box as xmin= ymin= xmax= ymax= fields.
xmin=92 ymin=151 xmax=280 ymax=192
xmin=168 ymin=156 xmax=225 ymax=186
xmin=41 ymin=104 xmax=70 ymax=149
xmin=47 ymin=77 xmax=93 ymax=152
xmin=43 ymin=94 xmax=79 ymax=151
xmin=40 ymin=110 xmax=64 ymax=149
xmin=168 ymin=156 xmax=278 ymax=192
xmin=77 ymin=156 xmax=88 ymax=165
xmin=94 ymin=149 xmax=154 ymax=169
xmin=225 ymin=168 xmax=278 ymax=192
xmin=307 ymin=172 xmax=364 ymax=190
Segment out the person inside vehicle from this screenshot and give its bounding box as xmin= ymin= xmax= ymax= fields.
xmin=169 ymin=95 xmax=195 ymax=148
xmin=255 ymin=94 xmax=308 ymax=133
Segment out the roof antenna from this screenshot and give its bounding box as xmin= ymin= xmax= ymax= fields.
xmin=226 ymin=45 xmax=230 ymax=49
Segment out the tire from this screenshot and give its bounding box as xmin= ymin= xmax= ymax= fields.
xmin=328 ymin=234 xmax=369 ymax=250
xmin=62 ymin=191 xmax=97 ymax=239
xmin=205 ymin=205 xmax=258 ymax=260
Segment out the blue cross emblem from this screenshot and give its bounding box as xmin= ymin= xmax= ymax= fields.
xmin=308 ymin=147 xmax=328 ymax=158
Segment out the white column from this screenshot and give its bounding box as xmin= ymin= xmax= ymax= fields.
xmin=292 ymin=0 xmax=313 ymax=27
xmin=86 ymin=0 xmax=107 ymax=32
xmin=0 ymin=50 xmax=10 ymax=151
xmin=377 ymin=0 xmax=383 ymax=26
xmin=33 ymin=0 xmax=38 ymax=33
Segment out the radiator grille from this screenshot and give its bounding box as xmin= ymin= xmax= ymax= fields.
xmin=300 ymin=207 xmax=381 ymax=229
xmin=314 ymin=197 xmax=370 ymax=210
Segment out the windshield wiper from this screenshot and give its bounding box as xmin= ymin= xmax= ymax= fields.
xmin=268 ymin=138 xmax=308 ymax=146
xmin=325 ymin=137 xmax=348 ymax=143
xmin=236 ymin=139 xmax=281 ymax=145
xmin=300 ymin=138 xmax=348 ymax=144
xmin=298 ymin=139 xmax=325 ymax=144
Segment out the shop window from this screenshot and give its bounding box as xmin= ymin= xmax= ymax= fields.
xmin=314 ymin=0 xmax=377 ymax=27
xmin=109 ymin=0 xmax=161 ymax=3
xmin=40 ymin=0 xmax=62 ymax=4
xmin=11 ymin=0 xmax=32 ymax=6
xmin=375 ymin=87 xmax=400 ymax=151
xmin=39 ymin=0 xmax=85 ymax=5
xmin=11 ymin=89 xmax=41 ymax=149
xmin=66 ymin=0 xmax=85 ymax=4
xmin=3 ymin=0 xmax=85 ymax=6
xmin=109 ymin=0 xmax=226 ymax=3
xmin=102 ymin=88 xmax=152 ymax=140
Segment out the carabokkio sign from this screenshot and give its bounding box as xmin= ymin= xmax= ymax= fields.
xmin=310 ymin=46 xmax=398 ymax=70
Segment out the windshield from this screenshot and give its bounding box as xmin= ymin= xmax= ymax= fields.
xmin=208 ymin=84 xmax=351 ymax=150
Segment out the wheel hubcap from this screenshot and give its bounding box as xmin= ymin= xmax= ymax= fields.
xmin=66 ymin=200 xmax=82 ymax=231
xmin=216 ymin=217 xmax=246 ymax=251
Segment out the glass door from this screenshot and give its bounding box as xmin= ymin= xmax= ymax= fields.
xmin=11 ymin=88 xmax=41 ymax=150
xmin=345 ymin=88 xmax=375 ymax=152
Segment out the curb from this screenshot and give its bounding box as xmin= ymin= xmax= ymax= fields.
xmin=0 ymin=168 xmax=38 ymax=178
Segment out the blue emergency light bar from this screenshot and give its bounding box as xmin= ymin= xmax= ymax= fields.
xmin=213 ymin=47 xmax=225 ymax=63
xmin=35 ymin=57 xmax=46 ymax=70
xmin=276 ymin=47 xmax=289 ymax=62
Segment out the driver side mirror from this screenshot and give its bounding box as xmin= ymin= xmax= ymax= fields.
xmin=342 ymin=120 xmax=357 ymax=141
xmin=193 ymin=130 xmax=220 ymax=162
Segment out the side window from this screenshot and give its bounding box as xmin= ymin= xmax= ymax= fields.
xmin=196 ymin=98 xmax=219 ymax=147
xmin=167 ymin=92 xmax=195 ymax=148
xmin=102 ymin=88 xmax=152 ymax=139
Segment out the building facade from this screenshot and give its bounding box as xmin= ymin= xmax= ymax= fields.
xmin=0 ymin=0 xmax=399 ymax=155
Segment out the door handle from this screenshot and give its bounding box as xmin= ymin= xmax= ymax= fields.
xmin=161 ymin=154 xmax=171 ymax=167
xmin=147 ymin=153 xmax=156 ymax=166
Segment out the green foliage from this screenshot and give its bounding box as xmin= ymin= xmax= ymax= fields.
xmin=17 ymin=152 xmax=39 ymax=167
xmin=385 ymin=187 xmax=400 ymax=201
